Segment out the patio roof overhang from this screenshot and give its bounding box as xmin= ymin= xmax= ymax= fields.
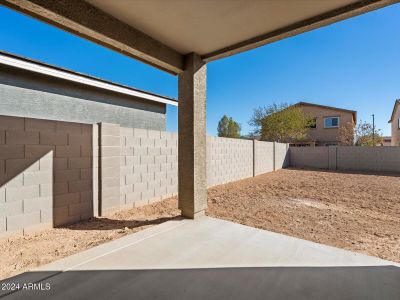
xmin=2 ymin=0 xmax=398 ymax=218
xmin=2 ymin=0 xmax=397 ymax=75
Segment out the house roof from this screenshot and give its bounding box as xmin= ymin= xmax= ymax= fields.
xmin=295 ymin=101 xmax=357 ymax=122
xmin=388 ymin=100 xmax=400 ymax=123
xmin=0 ymin=51 xmax=178 ymax=106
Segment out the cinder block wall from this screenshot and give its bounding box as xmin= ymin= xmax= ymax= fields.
xmin=336 ymin=147 xmax=400 ymax=172
xmin=119 ymin=127 xmax=178 ymax=210
xmin=1 ymin=116 xmax=290 ymax=233
xmin=99 ymin=123 xmax=121 ymax=214
xmin=274 ymin=142 xmax=290 ymax=170
xmin=290 ymin=147 xmax=330 ymax=169
xmin=290 ymin=146 xmax=400 ymax=172
xmin=206 ymin=137 xmax=254 ymax=186
xmin=0 ymin=115 xmax=94 ymax=238
xmin=118 ymin=127 xmax=289 ymax=213
xmin=254 ymin=141 xmax=274 ymax=175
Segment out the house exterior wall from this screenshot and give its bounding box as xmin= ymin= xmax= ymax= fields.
xmin=0 ymin=64 xmax=166 ymax=130
xmin=391 ymin=104 xmax=400 ymax=146
xmin=298 ymin=104 xmax=355 ymax=145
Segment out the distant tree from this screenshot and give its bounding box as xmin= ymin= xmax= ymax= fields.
xmin=337 ymin=122 xmax=355 ymax=145
xmin=217 ymin=115 xmax=241 ymax=138
xmin=217 ymin=115 xmax=230 ymax=137
xmin=354 ymin=121 xmax=383 ymax=146
xmin=249 ymin=103 xmax=314 ymax=142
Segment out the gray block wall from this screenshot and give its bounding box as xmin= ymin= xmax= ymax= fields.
xmin=0 ymin=115 xmax=94 ymax=238
xmin=0 ymin=116 xmax=290 ymax=235
xmin=254 ymin=140 xmax=274 ymax=175
xmin=207 ymin=137 xmax=254 ymax=186
xmin=99 ymin=123 xmax=121 ymax=214
xmin=119 ymin=127 xmax=178 ymax=210
xmin=290 ymin=147 xmax=330 ymax=169
xmin=290 ymin=146 xmax=400 ymax=173
xmin=274 ymin=142 xmax=290 ymax=170
xmin=336 ymin=147 xmax=400 ymax=172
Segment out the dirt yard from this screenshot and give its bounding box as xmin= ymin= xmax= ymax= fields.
xmin=1 ymin=168 xmax=399 ymax=280
xmin=0 ymin=200 xmax=181 ymax=280
xmin=207 ymin=169 xmax=400 ymax=264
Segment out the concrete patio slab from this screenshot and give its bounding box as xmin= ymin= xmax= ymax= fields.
xmin=1 ymin=216 xmax=399 ymax=300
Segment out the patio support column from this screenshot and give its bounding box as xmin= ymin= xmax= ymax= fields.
xmin=178 ymin=53 xmax=207 ymax=219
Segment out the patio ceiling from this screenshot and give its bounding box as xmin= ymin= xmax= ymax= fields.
xmin=2 ymin=0 xmax=397 ymax=74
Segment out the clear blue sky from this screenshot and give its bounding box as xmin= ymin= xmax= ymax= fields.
xmin=0 ymin=4 xmax=399 ymax=136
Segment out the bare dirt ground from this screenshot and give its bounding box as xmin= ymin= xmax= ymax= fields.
xmin=207 ymin=169 xmax=400 ymax=264
xmin=1 ymin=168 xmax=399 ymax=280
xmin=0 ymin=200 xmax=180 ymax=280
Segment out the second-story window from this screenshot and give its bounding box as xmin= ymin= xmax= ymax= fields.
xmin=324 ymin=117 xmax=339 ymax=128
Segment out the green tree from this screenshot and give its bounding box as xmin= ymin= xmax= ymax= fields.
xmin=249 ymin=103 xmax=314 ymax=142
xmin=217 ymin=115 xmax=241 ymax=138
xmin=355 ymin=121 xmax=383 ymax=146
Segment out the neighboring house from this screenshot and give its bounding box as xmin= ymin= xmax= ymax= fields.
xmin=380 ymin=136 xmax=392 ymax=146
xmin=0 ymin=51 xmax=177 ymax=130
xmin=293 ymin=102 xmax=357 ymax=146
xmin=388 ymin=99 xmax=400 ymax=146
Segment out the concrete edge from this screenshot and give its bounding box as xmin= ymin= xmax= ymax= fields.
xmin=204 ymin=216 xmax=399 ymax=267
xmin=35 ymin=217 xmax=189 ymax=271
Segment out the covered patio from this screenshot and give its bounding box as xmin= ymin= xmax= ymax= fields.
xmin=3 ymin=0 xmax=397 ymax=219
xmin=1 ymin=0 xmax=399 ymax=298
xmin=0 ymin=216 xmax=400 ymax=299
xmin=1 ymin=216 xmax=399 ymax=299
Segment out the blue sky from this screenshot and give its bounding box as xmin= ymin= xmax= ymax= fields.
xmin=0 ymin=4 xmax=399 ymax=136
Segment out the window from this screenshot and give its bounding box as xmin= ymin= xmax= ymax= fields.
xmin=398 ymin=118 xmax=400 ymax=129
xmin=324 ymin=117 xmax=339 ymax=128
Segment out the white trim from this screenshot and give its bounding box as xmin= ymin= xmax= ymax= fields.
xmin=0 ymin=54 xmax=178 ymax=107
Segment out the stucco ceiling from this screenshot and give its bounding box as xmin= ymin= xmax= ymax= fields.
xmin=86 ymin=0 xmax=361 ymax=55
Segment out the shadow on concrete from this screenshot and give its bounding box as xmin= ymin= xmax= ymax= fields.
xmin=61 ymin=215 xmax=181 ymax=231
xmin=287 ymin=167 xmax=400 ymax=177
xmin=1 ymin=266 xmax=399 ymax=300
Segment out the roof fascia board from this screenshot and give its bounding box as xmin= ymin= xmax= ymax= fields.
xmin=0 ymin=53 xmax=178 ymax=106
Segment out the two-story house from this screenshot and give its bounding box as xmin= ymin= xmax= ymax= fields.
xmin=293 ymin=102 xmax=357 ymax=146
xmin=388 ymin=99 xmax=400 ymax=146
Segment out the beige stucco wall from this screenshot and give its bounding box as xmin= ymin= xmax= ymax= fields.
xmin=298 ymin=105 xmax=355 ymax=145
xmin=391 ymin=104 xmax=400 ymax=146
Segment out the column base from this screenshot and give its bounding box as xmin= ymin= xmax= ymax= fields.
xmin=181 ymin=209 xmax=205 ymax=220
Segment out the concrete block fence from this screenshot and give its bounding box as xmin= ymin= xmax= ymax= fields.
xmin=0 ymin=116 xmax=289 ymax=237
xmin=290 ymin=146 xmax=400 ymax=173
xmin=0 ymin=115 xmax=95 ymax=239
xmin=207 ymin=137 xmax=254 ymax=186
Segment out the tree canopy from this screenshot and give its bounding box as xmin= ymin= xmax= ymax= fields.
xmin=337 ymin=122 xmax=355 ymax=146
xmin=355 ymin=121 xmax=383 ymax=146
xmin=249 ymin=103 xmax=314 ymax=142
xmin=338 ymin=120 xmax=383 ymax=146
xmin=217 ymin=115 xmax=241 ymax=138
